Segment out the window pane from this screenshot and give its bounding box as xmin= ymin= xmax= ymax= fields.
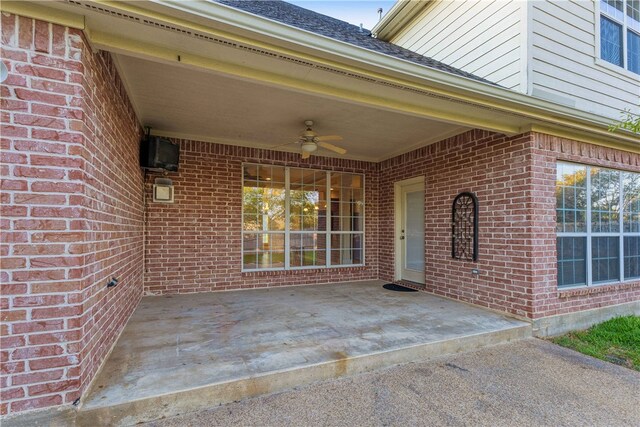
xmin=243 ymin=233 xmax=285 ymax=270
xmin=243 ymin=166 xmax=285 ymax=231
xmin=627 ymin=0 xmax=640 ymax=22
xmin=290 ymin=233 xmax=326 ymax=267
xmin=624 ymin=236 xmax=640 ymax=279
xmin=603 ymin=0 xmax=624 ymax=12
xmin=330 ymin=173 xmax=364 ymax=233
xmin=557 ymin=237 xmax=587 ymax=287
xmin=556 ymin=163 xmax=587 ymax=232
xmin=592 ymin=236 xmax=620 ymax=283
xmin=590 ymin=168 xmax=620 ymax=233
xmin=628 ymin=30 xmax=640 ymax=75
xmin=290 ymin=168 xmax=328 ymax=232
xmin=330 ymin=233 xmax=364 ymax=265
xmin=601 ymin=16 xmax=623 ymax=66
xmin=623 ymin=171 xmax=640 ymax=232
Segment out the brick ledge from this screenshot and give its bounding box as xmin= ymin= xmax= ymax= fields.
xmin=558 ymin=281 xmax=640 ymax=298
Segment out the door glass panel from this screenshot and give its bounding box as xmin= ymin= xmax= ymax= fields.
xmin=405 ymin=190 xmax=424 ymax=272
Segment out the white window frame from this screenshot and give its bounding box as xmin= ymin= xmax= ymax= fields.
xmin=241 ymin=163 xmax=365 ymax=272
xmin=597 ymin=0 xmax=640 ymax=75
xmin=556 ymin=161 xmax=640 ymax=289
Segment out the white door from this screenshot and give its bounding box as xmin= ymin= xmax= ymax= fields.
xmin=399 ymin=181 xmax=425 ymax=284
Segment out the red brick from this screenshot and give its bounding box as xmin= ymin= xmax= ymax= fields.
xmin=0 ymin=125 xmax=28 ymax=137
xmin=32 ymin=281 xmax=80 ymax=294
xmin=30 ymin=256 xmax=84 ymax=268
xmin=12 ymin=244 xmax=66 ymax=255
xmin=0 ymin=336 xmax=25 ymax=351
xmin=13 ymin=219 xmax=68 ymax=230
xmin=0 ymin=310 xmax=26 ymax=322
xmin=31 ymin=305 xmax=81 ymax=320
xmin=1 ymin=387 xmax=25 ymax=400
xmin=1 ymin=13 xmax=17 ymax=46
xmin=0 ymin=257 xmax=26 ymax=270
xmin=13 ymin=166 xmax=66 ymax=180
xmin=31 ymin=181 xmax=83 ymax=193
xmin=34 ymin=20 xmax=49 ymax=53
xmin=12 ymin=269 xmax=66 ymax=282
xmin=10 ymin=394 xmax=62 ymax=412
xmin=0 ymin=98 xmax=28 ymax=112
xmin=28 ymin=330 xmax=81 ymax=345
xmin=28 ymin=379 xmax=79 ymax=397
xmin=14 ymin=64 xmax=66 ymax=81
xmin=13 ymin=114 xmax=66 ymax=129
xmin=28 ymin=355 xmax=77 ymax=371
xmin=31 ymin=207 xmax=83 ymax=218
xmin=14 ymin=88 xmax=67 ymax=106
xmin=12 ymin=320 xmax=64 ymax=334
xmin=0 ymin=180 xmax=28 ymax=191
xmin=12 ymin=295 xmax=66 ymax=308
xmin=11 ymin=369 xmax=64 ymax=386
xmin=17 ymin=16 xmax=33 ymax=50
xmin=0 ymin=284 xmax=28 ymax=295
xmin=0 ymin=361 xmax=24 ymax=375
xmin=13 ymin=139 xmax=67 ymax=154
xmin=31 ymin=79 xmax=81 ymax=96
xmin=13 ymin=194 xmax=67 ymax=205
xmin=0 ymin=206 xmax=27 ymax=217
xmin=11 ymin=345 xmax=64 ymax=360
xmin=0 ymin=151 xmax=28 ymax=164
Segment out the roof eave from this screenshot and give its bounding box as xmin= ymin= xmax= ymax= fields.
xmin=6 ymin=0 xmax=637 ymax=150
xmin=372 ymin=0 xmax=432 ymax=41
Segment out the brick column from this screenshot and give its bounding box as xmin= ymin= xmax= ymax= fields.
xmin=1 ymin=13 xmax=143 ymax=417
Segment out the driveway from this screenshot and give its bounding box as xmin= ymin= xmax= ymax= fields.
xmin=146 ymin=339 xmax=639 ymax=427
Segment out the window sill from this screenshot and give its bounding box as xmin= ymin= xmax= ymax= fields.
xmin=558 ymin=280 xmax=640 ymax=298
xmin=594 ymin=58 xmax=640 ymax=82
xmin=241 ymin=265 xmax=367 ymax=276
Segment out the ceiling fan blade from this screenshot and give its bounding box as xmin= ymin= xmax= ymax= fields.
xmin=317 ymin=141 xmax=347 ymax=155
xmin=301 ymin=151 xmax=311 ymax=159
xmin=271 ymin=141 xmax=299 ymax=149
xmin=316 ymin=135 xmax=343 ymax=142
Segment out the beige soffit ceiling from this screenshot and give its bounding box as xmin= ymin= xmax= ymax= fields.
xmin=115 ymin=53 xmax=469 ymax=162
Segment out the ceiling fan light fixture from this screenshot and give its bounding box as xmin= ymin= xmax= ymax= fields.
xmin=301 ymin=141 xmax=317 ymax=152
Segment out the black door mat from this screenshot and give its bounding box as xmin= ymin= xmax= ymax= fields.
xmin=383 ymin=283 xmax=418 ymax=292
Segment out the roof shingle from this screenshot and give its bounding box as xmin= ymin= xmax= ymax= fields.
xmin=215 ymin=0 xmax=496 ymax=85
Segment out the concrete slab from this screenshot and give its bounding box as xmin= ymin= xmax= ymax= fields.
xmin=78 ymin=280 xmax=530 ymax=425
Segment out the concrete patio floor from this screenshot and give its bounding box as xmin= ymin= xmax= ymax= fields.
xmin=78 ymin=280 xmax=531 ymax=425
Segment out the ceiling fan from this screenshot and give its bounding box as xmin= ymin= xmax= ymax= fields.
xmin=276 ymin=120 xmax=347 ymax=159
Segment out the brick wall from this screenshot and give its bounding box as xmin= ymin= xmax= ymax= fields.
xmin=143 ymin=139 xmax=378 ymax=295
xmin=1 ymin=14 xmax=143 ymax=416
xmin=530 ymin=133 xmax=640 ymax=318
xmin=379 ymin=130 xmax=537 ymax=318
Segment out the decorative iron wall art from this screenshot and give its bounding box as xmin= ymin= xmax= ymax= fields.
xmin=452 ymin=192 xmax=478 ymax=261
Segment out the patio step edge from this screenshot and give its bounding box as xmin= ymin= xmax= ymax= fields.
xmin=77 ymin=323 xmax=531 ymax=426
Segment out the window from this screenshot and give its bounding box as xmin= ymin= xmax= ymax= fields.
xmin=242 ymin=164 xmax=364 ymax=271
xmin=556 ymin=162 xmax=640 ymax=288
xmin=600 ymin=0 xmax=640 ymax=74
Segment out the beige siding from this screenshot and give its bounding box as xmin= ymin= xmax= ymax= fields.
xmin=530 ymin=1 xmax=640 ymax=119
xmin=390 ymin=0 xmax=524 ymax=91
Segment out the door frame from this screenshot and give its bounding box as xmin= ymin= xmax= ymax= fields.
xmin=394 ymin=176 xmax=425 ymax=283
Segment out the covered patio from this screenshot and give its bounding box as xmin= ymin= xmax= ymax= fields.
xmin=78 ymin=281 xmax=530 ymax=425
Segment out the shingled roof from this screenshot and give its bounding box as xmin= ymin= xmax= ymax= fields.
xmin=215 ymin=0 xmax=497 ymax=85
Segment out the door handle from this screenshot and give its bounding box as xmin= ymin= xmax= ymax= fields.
xmin=400 ymin=229 xmax=405 ymax=240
